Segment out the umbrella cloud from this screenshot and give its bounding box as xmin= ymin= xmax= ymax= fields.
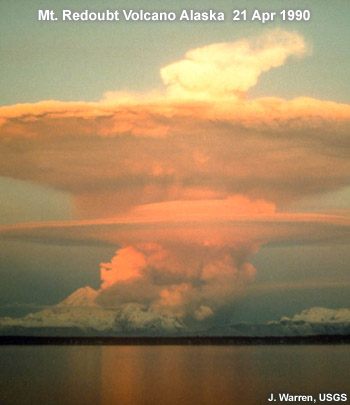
xmin=0 ymin=29 xmax=349 ymax=325
xmin=0 ymin=29 xmax=349 ymax=217
xmin=0 ymin=200 xmax=349 ymax=323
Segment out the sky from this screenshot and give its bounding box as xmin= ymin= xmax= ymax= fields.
xmin=0 ymin=0 xmax=349 ymax=326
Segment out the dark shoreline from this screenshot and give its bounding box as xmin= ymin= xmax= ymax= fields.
xmin=1 ymin=335 xmax=350 ymax=346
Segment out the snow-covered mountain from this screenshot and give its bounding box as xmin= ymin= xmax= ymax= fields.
xmin=0 ymin=287 xmax=184 ymax=335
xmin=203 ymin=307 xmax=350 ymax=337
xmin=57 ymin=286 xmax=98 ymax=307
xmin=114 ymin=304 xmax=184 ymax=334
xmin=1 ymin=304 xmax=349 ymax=337
xmin=0 ymin=287 xmax=115 ymax=331
xmin=283 ymin=307 xmax=350 ymax=324
xmin=225 ymin=320 xmax=350 ymax=337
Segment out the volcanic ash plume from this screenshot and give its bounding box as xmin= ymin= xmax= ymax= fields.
xmin=96 ymin=241 xmax=258 ymax=322
xmin=1 ymin=28 xmax=349 ymax=333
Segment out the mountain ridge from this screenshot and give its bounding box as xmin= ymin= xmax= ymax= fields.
xmin=1 ymin=305 xmax=349 ymax=337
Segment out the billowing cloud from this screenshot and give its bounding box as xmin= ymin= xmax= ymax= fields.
xmin=96 ymin=241 xmax=257 ymax=319
xmin=0 ymin=200 xmax=349 ymax=321
xmin=0 ymin=98 xmax=349 ymax=217
xmin=0 ymin=28 xmax=349 ymax=327
xmin=0 ymin=30 xmax=348 ymax=216
xmin=161 ymin=28 xmax=307 ymax=100
xmin=101 ymin=246 xmax=146 ymax=288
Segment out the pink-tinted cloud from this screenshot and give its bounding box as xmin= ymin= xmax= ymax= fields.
xmin=96 ymin=242 xmax=258 ymax=319
xmin=0 ymin=29 xmax=349 ymax=321
xmin=0 ymin=201 xmax=348 ymax=247
xmin=100 ymin=246 xmax=146 ymax=288
xmin=0 ymin=198 xmax=349 ymax=320
xmin=0 ymin=30 xmax=348 ymax=217
xmin=0 ymin=92 xmax=349 ymax=215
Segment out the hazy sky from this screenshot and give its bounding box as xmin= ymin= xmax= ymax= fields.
xmin=1 ymin=0 xmax=350 ymax=106
xmin=0 ymin=0 xmax=349 ymax=323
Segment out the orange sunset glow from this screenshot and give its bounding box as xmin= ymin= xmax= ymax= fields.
xmin=0 ymin=26 xmax=349 ymax=332
xmin=1 ymin=2 xmax=350 ymax=404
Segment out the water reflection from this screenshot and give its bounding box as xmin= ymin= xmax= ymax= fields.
xmin=0 ymin=345 xmax=349 ymax=404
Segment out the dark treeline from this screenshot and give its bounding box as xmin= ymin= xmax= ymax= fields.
xmin=1 ymin=335 xmax=350 ymax=346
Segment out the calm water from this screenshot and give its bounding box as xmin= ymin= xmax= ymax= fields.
xmin=0 ymin=345 xmax=349 ymax=404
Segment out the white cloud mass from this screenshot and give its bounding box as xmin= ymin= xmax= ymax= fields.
xmin=161 ymin=29 xmax=307 ymax=100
